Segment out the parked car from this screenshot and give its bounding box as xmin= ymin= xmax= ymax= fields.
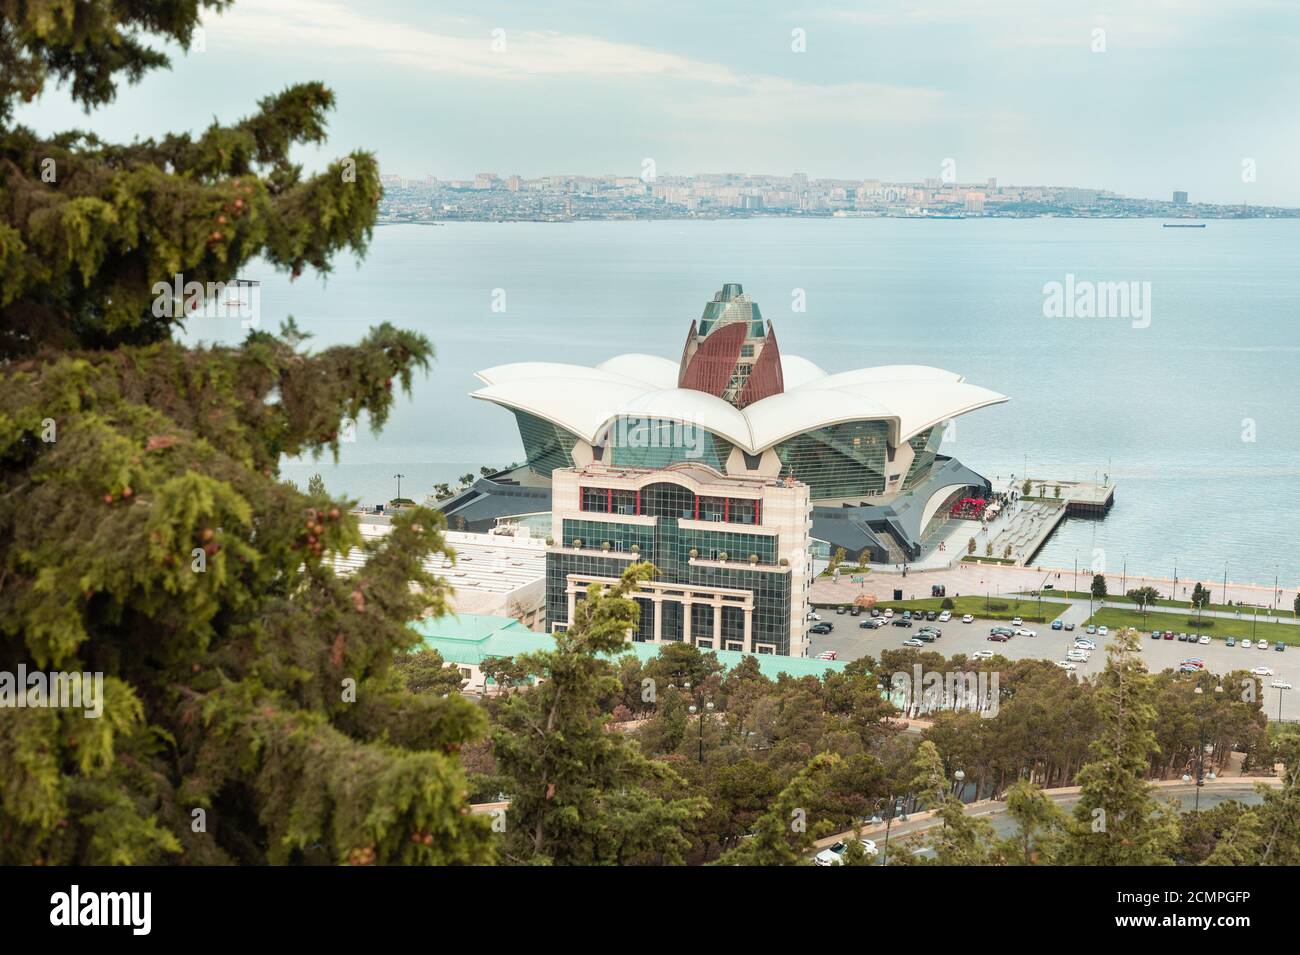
xmin=882 ymin=608 xmax=894 ymax=619
xmin=1064 ymin=622 xmax=1076 ymax=632
xmin=1226 ymin=636 xmax=1236 ymax=647
xmin=1073 ymin=639 xmax=1097 ymax=650
xmin=988 ymin=633 xmax=1010 ymax=642
xmin=939 ymin=611 xmax=952 ymax=623
xmin=807 ymin=611 xmax=821 ymax=621
xmin=1177 ymin=633 xmax=1189 ymax=642
xmin=1276 ymin=642 xmax=1286 ymax=652
xmin=1251 ymin=666 xmax=1274 ymax=677
xmin=850 ymin=606 xmax=861 ymax=617
xmin=870 ymin=608 xmax=881 ymax=618
xmin=916 ymin=633 xmax=936 ymax=642
xmin=1055 ymin=660 xmax=1078 ymax=671
xmin=816 ymin=650 xmax=837 ymax=660
xmin=926 ymin=610 xmax=939 ymax=622
xmin=1014 ymin=628 xmax=1037 ymax=638
xmin=1271 ymin=680 xmax=1294 ymax=690
xmin=892 ymin=619 xmax=912 ymax=628
xmin=989 ymin=626 xmax=1014 ymax=637
xmin=859 ymin=619 xmax=881 ymax=629
xmin=1163 ymin=631 xmax=1175 ymax=640
xmin=1198 ymin=635 xmax=1211 ymax=645
xmin=1242 ymin=639 xmax=1253 ymax=649
xmin=1150 ymin=630 xmax=1162 ymax=640
xmin=836 ymin=606 xmax=848 ymax=615
xmin=972 ymin=650 xmax=995 ymax=660
xmin=962 ymin=614 xmax=975 ymax=624
xmin=814 ymin=839 xmax=878 ymax=867
xmin=1012 ymin=617 xmax=1024 ymax=627
xmin=902 ymin=638 xmax=924 ymax=648
xmin=1086 ymin=625 xmax=1097 ymax=635
xmin=1051 ymin=620 xmax=1063 ymax=630
xmin=1098 ymin=626 xmax=1109 ymax=637
xmin=1258 ymin=640 xmax=1271 ymax=650
xmin=902 ymin=610 xmax=912 ymax=620
xmin=810 ymin=622 xmax=833 ymax=635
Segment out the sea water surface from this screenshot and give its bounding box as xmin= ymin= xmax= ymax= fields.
xmin=180 ymin=218 xmax=1300 ymax=587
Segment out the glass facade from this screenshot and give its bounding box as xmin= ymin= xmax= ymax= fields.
xmin=549 ymin=476 xmax=794 ymax=654
xmin=606 ymin=417 xmax=729 ymax=471
xmin=773 ymin=419 xmax=889 ymax=500
xmin=513 ymin=410 xmax=579 ymax=475
xmin=903 ymin=426 xmax=943 ymax=490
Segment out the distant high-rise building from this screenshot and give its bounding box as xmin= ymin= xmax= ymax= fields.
xmin=474 ymin=173 xmax=499 ymax=190
xmin=964 ymin=192 xmax=985 ymax=213
xmin=791 ymin=172 xmax=808 ymax=192
xmin=1173 ymin=191 xmax=1188 ymax=205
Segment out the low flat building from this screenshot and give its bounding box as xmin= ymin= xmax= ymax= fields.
xmin=412 ymin=612 xmax=844 ymax=694
xmin=338 ymin=521 xmax=546 ymax=628
xmin=545 ymin=463 xmax=813 ymax=656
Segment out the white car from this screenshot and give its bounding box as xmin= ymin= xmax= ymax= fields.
xmin=1198 ymin=635 xmax=1211 ymax=645
xmin=1242 ymin=639 xmax=1253 ymax=649
xmin=972 ymin=650 xmax=995 ymax=660
xmin=902 ymin=638 xmax=924 ymax=648
xmin=939 ymin=610 xmax=952 ymax=622
xmin=1073 ymin=639 xmax=1097 ymax=650
xmin=1011 ymin=617 xmax=1023 ymax=627
xmin=1066 ymin=651 xmax=1090 ymax=663
xmin=1097 ymin=626 xmax=1109 ymax=637
xmin=1055 ymin=660 xmax=1078 ymax=671
xmin=807 ymin=611 xmax=821 ymax=621
xmin=814 ymin=839 xmax=878 ymax=866
xmin=1014 ymin=628 xmax=1037 ymax=639
xmin=1251 ymin=666 xmax=1274 ymax=677
xmin=962 ymin=614 xmax=975 ymax=624
xmin=1271 ymin=680 xmax=1294 ymax=690
xmin=1258 ymin=641 xmax=1271 ymax=651
xmin=883 ymin=608 xmax=894 ymax=619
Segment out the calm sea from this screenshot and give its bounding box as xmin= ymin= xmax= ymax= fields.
xmin=181 ymin=218 xmax=1300 ymax=588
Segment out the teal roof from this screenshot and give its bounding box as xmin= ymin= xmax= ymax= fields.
xmin=410 ymin=613 xmax=846 ymax=680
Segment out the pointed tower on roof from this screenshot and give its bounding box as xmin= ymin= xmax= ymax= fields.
xmin=677 ymin=283 xmax=784 ymax=408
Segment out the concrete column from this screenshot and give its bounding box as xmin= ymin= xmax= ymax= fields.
xmin=712 ymin=599 xmax=722 ymax=647
xmin=652 ymin=595 xmax=663 ymax=643
xmin=682 ymin=598 xmax=692 ymax=646
xmin=567 ymin=586 xmax=576 ymax=629
xmin=743 ymin=609 xmax=753 ymax=653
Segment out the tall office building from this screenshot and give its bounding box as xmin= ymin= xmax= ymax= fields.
xmin=546 ymin=464 xmax=813 ymax=656
xmin=1173 ymin=191 xmax=1188 ymax=205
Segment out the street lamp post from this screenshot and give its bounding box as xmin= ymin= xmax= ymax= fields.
xmin=393 ymin=472 xmax=406 ymax=502
xmin=1182 ymin=684 xmax=1223 ymax=811
xmin=872 ymin=797 xmax=908 ymax=867
xmin=683 ymin=681 xmax=714 ymax=765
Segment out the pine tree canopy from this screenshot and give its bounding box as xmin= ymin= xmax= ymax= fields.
xmin=0 ymin=1 xmax=494 ymax=864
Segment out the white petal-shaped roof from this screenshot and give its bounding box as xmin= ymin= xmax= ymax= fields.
xmin=472 ymin=352 xmax=1006 ymax=453
xmin=595 ymin=354 xmax=681 ymax=389
xmin=779 ymin=354 xmax=828 ymax=389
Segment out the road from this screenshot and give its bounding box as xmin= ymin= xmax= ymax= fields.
xmin=813 ymin=779 xmax=1279 ymax=864
xmin=811 ymin=611 xmax=1300 ymax=719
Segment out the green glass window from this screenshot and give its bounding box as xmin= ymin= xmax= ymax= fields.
xmin=774 ymin=419 xmax=889 ymax=500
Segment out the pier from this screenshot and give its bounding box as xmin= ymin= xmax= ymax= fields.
xmin=968 ymin=479 xmax=1115 ymax=569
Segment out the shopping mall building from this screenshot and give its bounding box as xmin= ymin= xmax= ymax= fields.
xmin=440 ymin=283 xmax=1009 ymax=567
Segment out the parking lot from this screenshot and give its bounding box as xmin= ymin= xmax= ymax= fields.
xmin=810 ymin=611 xmax=1300 ymax=720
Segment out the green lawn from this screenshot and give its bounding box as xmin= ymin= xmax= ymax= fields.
xmin=834 ymin=594 xmax=1071 ymax=623
xmin=1027 ymin=589 xmax=1294 ymax=618
xmin=1084 ymin=607 xmax=1300 ymax=647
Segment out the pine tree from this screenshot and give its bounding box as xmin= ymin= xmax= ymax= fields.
xmin=489 ymin=563 xmax=707 ymax=864
xmin=1063 ymin=629 xmax=1178 ymax=865
xmin=0 ymin=1 xmax=492 ymax=864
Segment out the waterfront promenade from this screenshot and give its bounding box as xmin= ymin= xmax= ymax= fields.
xmin=813 ymin=561 xmax=1296 ymax=619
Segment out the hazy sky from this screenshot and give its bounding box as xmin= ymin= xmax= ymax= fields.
xmin=18 ymin=0 xmax=1300 ymax=205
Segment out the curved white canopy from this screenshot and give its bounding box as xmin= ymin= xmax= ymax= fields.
xmin=472 ymin=353 xmax=1007 ymax=454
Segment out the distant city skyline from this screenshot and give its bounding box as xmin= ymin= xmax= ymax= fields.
xmin=16 ymin=0 xmax=1300 ymax=206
